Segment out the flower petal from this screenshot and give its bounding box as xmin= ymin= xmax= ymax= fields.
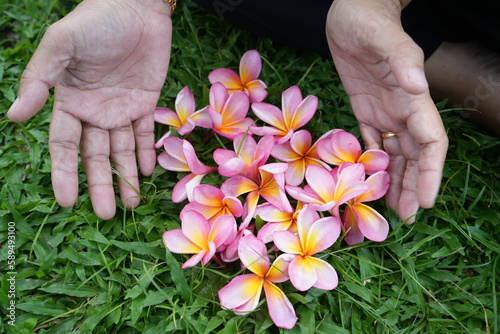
xmin=219 ymin=274 xmax=263 ymax=312
xmin=162 ymin=229 xmax=201 ymax=254
xmin=304 ymin=216 xmax=342 ymax=255
xmin=263 ymin=281 xmax=298 ymax=329
xmin=305 ymin=164 xmax=337 ymax=204
xmin=357 ymin=171 xmax=390 ymax=202
xmin=353 ymin=203 xmax=389 ymax=242
xmin=281 ymin=86 xmax=303 ymax=124
xmin=266 ymin=253 xmax=294 ymax=283
xmin=246 ymin=80 xmax=268 ymax=103
xmin=285 ymin=185 xmax=324 ymax=206
xmin=273 ymin=230 xmax=302 ymax=255
xmin=308 ymin=257 xmax=339 ymax=290
xmin=209 ymin=215 xmax=237 ymax=248
xmin=175 ymin=86 xmax=195 ymax=123
xmin=257 ymin=221 xmax=292 ymax=244
xmin=221 ymin=176 xmax=258 ymax=197
xmin=289 ymin=94 xmax=317 ymax=130
xmin=221 ymin=91 xmax=250 ymax=125
xmin=271 ymin=141 xmax=301 ymax=162
xmin=238 ymin=233 xmax=270 ymax=276
xmin=223 ymin=195 xmax=244 ymax=217
xmin=251 ymin=102 xmax=287 ymax=133
xmin=190 ymin=107 xmax=213 ymax=129
xmin=208 ymin=68 xmax=242 ymax=90
xmin=171 ymin=173 xmax=204 ymax=203
xmin=289 ymin=130 xmax=312 ymax=155
xmin=342 ymin=205 xmax=365 ymax=245
xmin=284 ymin=160 xmax=306 ymax=187
xmin=181 ymin=210 xmax=210 ymax=249
xmin=183 ymin=249 xmax=207 ymax=269
xmin=358 ymin=149 xmax=389 ymax=174
xmin=157 ymin=151 xmax=189 ymax=172
xmin=182 ymin=140 xmax=216 ymax=175
xmin=239 ymin=50 xmax=262 ymax=84
xmin=192 ymin=184 xmax=224 ymax=205
xmin=154 ymin=107 xmax=182 ymax=128
xmin=209 ymin=82 xmax=230 ymax=113
xmin=288 ymin=255 xmax=317 ymax=291
xmin=334 ymin=163 xmax=370 ymax=205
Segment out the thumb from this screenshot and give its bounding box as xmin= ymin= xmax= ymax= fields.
xmin=386 ymin=34 xmax=429 ymax=95
xmin=7 ymin=23 xmax=71 ymax=122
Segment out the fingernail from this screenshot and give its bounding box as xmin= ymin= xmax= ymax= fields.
xmin=7 ymin=97 xmax=19 ymax=118
xmin=408 ymin=68 xmax=428 ymax=89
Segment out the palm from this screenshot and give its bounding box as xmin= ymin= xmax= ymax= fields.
xmin=9 ymin=0 xmax=172 ymax=219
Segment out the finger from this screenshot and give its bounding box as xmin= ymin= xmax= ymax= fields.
xmin=81 ymin=124 xmax=116 ymax=220
xmin=406 ymin=102 xmax=449 ymax=209
xmin=109 ymin=125 xmax=141 ymax=209
xmin=133 ymin=113 xmax=156 ymax=177
xmin=380 ymin=133 xmax=406 ymax=216
xmin=385 ymin=35 xmax=429 ymax=95
xmin=359 ymin=122 xmax=384 ymax=150
xmin=394 ymin=132 xmax=421 ymax=224
xmin=7 ymin=23 xmax=70 ymax=122
xmin=49 ymin=109 xmax=81 ymax=208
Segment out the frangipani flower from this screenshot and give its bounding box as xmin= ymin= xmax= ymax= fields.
xmin=163 ymin=211 xmax=237 ymax=269
xmin=154 ymin=86 xmax=212 ymax=137
xmin=158 ymin=137 xmax=217 ymax=202
xmin=317 ymin=130 xmax=389 ymax=174
xmin=222 ymin=163 xmax=293 ymax=228
xmin=343 ymin=171 xmax=390 ymax=245
xmin=181 ymin=184 xmax=243 ymax=223
xmin=271 ymin=129 xmax=333 ymax=186
xmin=218 ymin=233 xmax=297 ymax=329
xmin=208 ymin=50 xmax=268 ymax=103
xmin=273 ymin=206 xmax=341 ymax=291
xmin=251 ymin=85 xmax=317 ymax=143
xmin=256 ymin=201 xmax=303 ymax=243
xmin=214 ymin=134 xmax=274 ymax=182
xmin=286 ymin=164 xmax=369 ymax=213
xmin=207 ymin=82 xmax=255 ymax=140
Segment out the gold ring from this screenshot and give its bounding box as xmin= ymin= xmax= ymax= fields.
xmin=381 ymin=131 xmax=397 ymax=139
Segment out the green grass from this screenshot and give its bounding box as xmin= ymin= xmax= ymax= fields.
xmin=1 ymin=0 xmax=499 ymax=333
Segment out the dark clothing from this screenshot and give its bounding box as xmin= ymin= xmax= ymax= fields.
xmin=192 ymin=0 xmax=500 ymax=59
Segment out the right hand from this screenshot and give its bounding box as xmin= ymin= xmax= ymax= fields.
xmin=7 ymin=0 xmax=173 ymax=219
xmin=326 ymin=0 xmax=449 ymax=223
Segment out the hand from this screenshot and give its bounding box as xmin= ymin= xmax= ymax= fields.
xmin=326 ymin=0 xmax=449 ymax=223
xmin=7 ymin=0 xmax=173 ymax=219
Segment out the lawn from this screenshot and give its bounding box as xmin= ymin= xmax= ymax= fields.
xmin=1 ymin=0 xmax=499 ymax=333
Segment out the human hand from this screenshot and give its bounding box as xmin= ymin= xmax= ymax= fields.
xmin=326 ymin=0 xmax=448 ymax=223
xmin=7 ymin=0 xmax=173 ymax=219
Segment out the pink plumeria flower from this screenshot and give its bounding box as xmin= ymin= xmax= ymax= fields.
xmin=343 ymin=171 xmax=390 ymax=245
xmin=180 ymin=184 xmax=243 ymax=223
xmin=286 ymin=164 xmax=369 ymax=214
xmin=273 ymin=206 xmax=341 ymax=291
xmin=316 ymin=130 xmax=389 ymax=174
xmin=163 ymin=211 xmax=237 ymax=269
xmin=206 ymin=82 xmax=255 ymax=140
xmin=158 ymin=137 xmax=217 ymax=202
xmin=208 ymin=50 xmax=268 ymax=103
xmin=214 ymin=134 xmax=274 ymax=182
xmin=271 ymin=129 xmax=334 ymax=186
xmin=251 ymin=85 xmax=318 ymax=143
xmin=222 ymin=163 xmax=293 ymax=228
xmin=255 ymin=201 xmax=303 ymax=244
xmin=218 ymin=233 xmax=297 ymax=329
xmin=154 ymin=86 xmax=212 ymax=138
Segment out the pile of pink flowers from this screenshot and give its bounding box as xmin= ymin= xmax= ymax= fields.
xmin=155 ymin=50 xmax=390 ymax=329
